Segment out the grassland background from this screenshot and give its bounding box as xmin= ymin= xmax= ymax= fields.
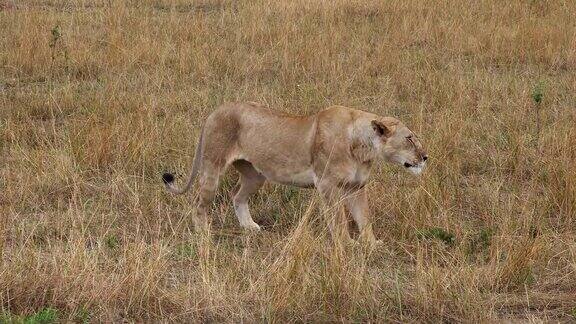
xmin=1 ymin=0 xmax=575 ymax=322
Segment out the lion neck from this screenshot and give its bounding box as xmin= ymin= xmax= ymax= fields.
xmin=350 ymin=130 xmax=380 ymax=164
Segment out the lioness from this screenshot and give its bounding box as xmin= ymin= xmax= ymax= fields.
xmin=163 ymin=102 xmax=427 ymax=245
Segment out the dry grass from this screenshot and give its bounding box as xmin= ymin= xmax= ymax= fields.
xmin=1 ymin=0 xmax=576 ymax=322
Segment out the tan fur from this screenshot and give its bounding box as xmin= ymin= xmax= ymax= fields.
xmin=163 ymin=102 xmax=427 ymax=245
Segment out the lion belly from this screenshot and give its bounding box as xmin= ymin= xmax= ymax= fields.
xmin=266 ymin=167 xmax=316 ymax=188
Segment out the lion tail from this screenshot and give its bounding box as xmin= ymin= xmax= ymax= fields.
xmin=162 ymin=128 xmax=204 ymax=195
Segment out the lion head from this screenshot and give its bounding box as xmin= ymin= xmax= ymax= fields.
xmin=371 ymin=118 xmax=428 ymax=175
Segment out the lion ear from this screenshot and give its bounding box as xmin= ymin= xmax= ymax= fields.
xmin=371 ymin=120 xmax=391 ymax=137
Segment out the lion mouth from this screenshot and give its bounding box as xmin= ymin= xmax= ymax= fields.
xmin=403 ymin=162 xmax=424 ymax=175
xmin=409 ymin=165 xmax=423 ymax=175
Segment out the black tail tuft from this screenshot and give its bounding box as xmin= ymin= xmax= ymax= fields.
xmin=162 ymin=173 xmax=175 ymax=184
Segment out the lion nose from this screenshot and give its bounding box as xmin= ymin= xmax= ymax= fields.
xmin=422 ymin=155 xmax=428 ymax=161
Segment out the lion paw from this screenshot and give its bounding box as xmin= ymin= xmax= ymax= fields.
xmin=241 ymin=221 xmax=261 ymax=231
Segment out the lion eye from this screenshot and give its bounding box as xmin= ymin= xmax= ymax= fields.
xmin=406 ymin=135 xmax=416 ymax=146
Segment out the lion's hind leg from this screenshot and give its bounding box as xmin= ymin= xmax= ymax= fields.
xmin=232 ymin=159 xmax=265 ymax=231
xmin=194 ymin=160 xmax=224 ymax=231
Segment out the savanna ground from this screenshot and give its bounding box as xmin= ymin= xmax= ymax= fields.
xmin=1 ymin=0 xmax=575 ymax=322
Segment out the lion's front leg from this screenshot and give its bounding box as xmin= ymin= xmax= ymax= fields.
xmin=343 ymin=188 xmax=380 ymax=246
xmin=316 ymin=180 xmax=355 ymax=246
